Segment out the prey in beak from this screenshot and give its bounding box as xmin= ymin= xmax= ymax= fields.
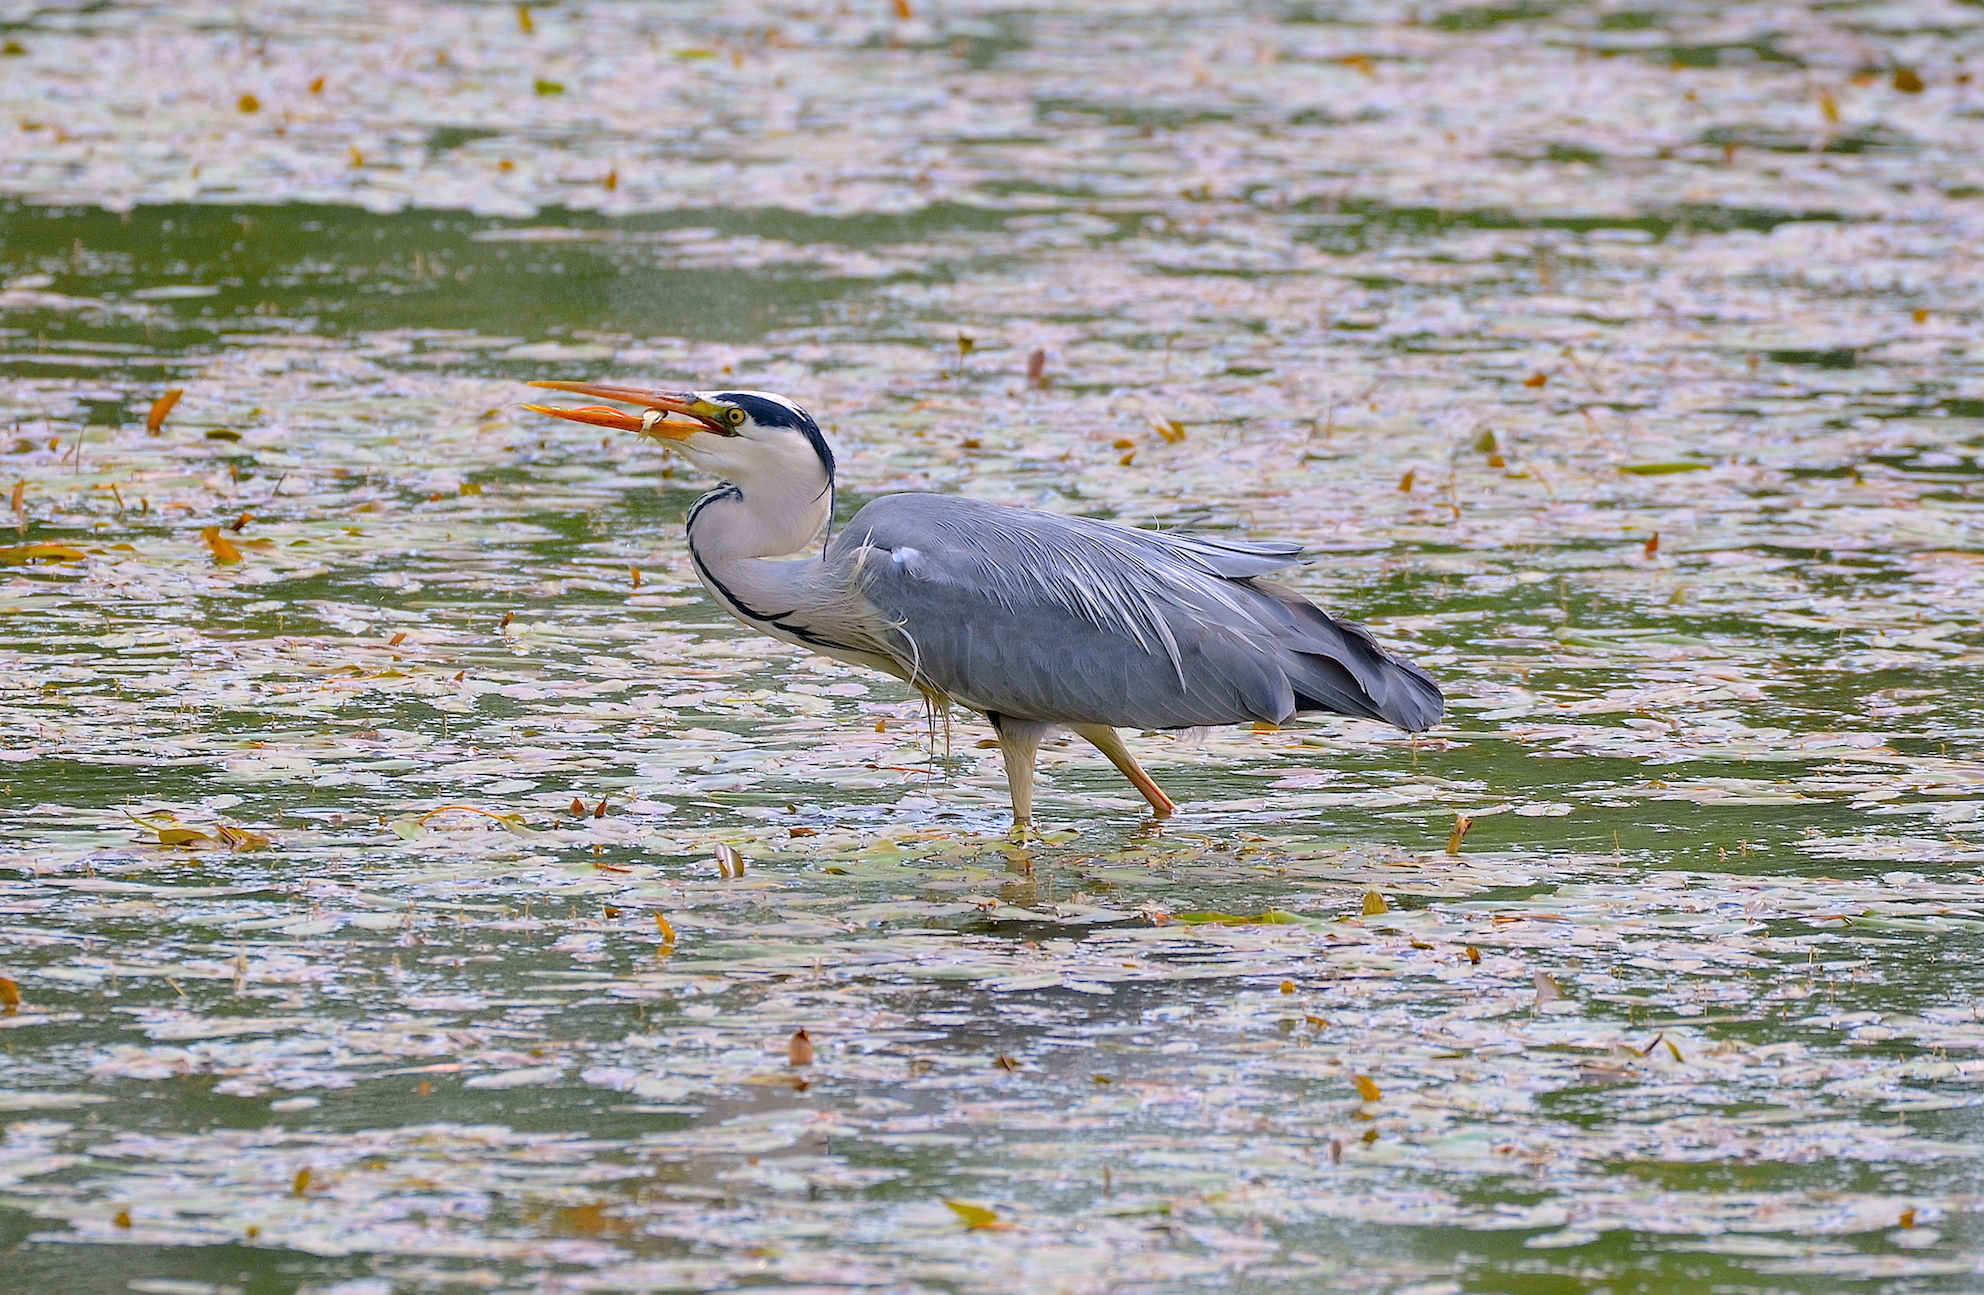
xmin=523 ymin=381 xmax=736 ymax=440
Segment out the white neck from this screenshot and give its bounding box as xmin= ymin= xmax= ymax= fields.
xmin=685 ymin=465 xmax=831 ymax=563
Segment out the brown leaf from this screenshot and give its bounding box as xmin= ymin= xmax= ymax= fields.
xmin=1446 ymin=814 xmax=1475 ymax=855
xmin=146 ymin=389 xmax=183 ymax=434
xmin=1534 ymin=972 xmax=1565 ymax=1003
xmin=1643 ymin=531 xmax=1660 ymax=557
xmin=788 ymin=1028 xmax=814 ymax=1067
xmin=1522 ymin=372 xmax=1549 ymax=388
xmin=1894 ymin=67 xmax=1924 ymax=93
xmin=0 ymin=975 xmax=19 ymax=1015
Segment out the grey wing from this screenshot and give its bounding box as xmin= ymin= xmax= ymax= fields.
xmin=835 ymin=494 xmax=1443 ymax=732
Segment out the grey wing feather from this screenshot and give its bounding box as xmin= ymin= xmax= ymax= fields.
xmin=835 ymin=494 xmax=1443 ymax=732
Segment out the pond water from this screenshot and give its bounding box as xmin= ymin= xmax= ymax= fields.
xmin=2 ymin=2 xmax=1984 ymax=1292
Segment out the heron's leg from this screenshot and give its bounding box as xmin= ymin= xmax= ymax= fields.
xmin=988 ymin=713 xmax=1051 ymax=831
xmin=1069 ymin=724 xmax=1178 ymax=818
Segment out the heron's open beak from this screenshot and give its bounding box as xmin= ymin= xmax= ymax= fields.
xmin=523 ymin=381 xmax=719 ymax=440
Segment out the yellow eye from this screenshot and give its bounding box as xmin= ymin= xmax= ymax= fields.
xmin=723 ymin=407 xmax=746 ymax=427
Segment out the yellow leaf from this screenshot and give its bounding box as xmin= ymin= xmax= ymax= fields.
xmin=1619 ymin=462 xmax=1709 ymax=475
xmin=742 ymin=1072 xmax=808 ymax=1089
xmin=1171 ymin=909 xmax=1303 ymax=926
xmin=653 ymin=911 xmax=677 ymax=945
xmin=155 ymin=827 xmax=213 ymax=848
xmin=945 ymin=1199 xmax=1010 ymax=1230
xmin=201 ymin=527 xmax=242 ymax=564
xmin=1361 ymin=891 xmax=1389 ymax=916
xmin=0 ymin=544 xmax=85 ymax=564
xmin=214 ymin=824 xmax=272 ymax=851
xmin=0 ymin=975 xmax=19 ymax=1014
xmin=1352 ymin=1074 xmax=1382 ymax=1102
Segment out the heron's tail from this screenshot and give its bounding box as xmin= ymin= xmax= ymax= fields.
xmin=1253 ymin=585 xmax=1444 ymax=732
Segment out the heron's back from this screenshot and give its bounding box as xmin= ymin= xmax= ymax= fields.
xmin=835 ymin=494 xmax=1442 ymax=732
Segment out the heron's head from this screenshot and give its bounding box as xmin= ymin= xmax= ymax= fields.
xmin=524 ymin=382 xmax=834 ymax=489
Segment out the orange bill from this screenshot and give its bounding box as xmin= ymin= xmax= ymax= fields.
xmin=524 ymin=381 xmax=714 ymax=439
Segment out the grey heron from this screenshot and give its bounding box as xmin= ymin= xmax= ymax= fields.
xmin=524 ymin=382 xmax=1443 ymax=828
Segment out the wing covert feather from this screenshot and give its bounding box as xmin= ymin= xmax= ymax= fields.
xmin=835 ymin=494 xmax=1441 ymax=731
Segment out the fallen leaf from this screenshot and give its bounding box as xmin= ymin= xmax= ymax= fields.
xmin=214 ymin=823 xmax=272 ymax=851
xmin=146 ymin=389 xmax=182 ymax=433
xmin=945 ymin=1199 xmax=1012 ymax=1230
xmin=0 ymin=544 xmax=85 ymax=564
xmin=201 ymin=527 xmax=242 ymax=564
xmin=1619 ymin=462 xmax=1710 ymax=475
xmin=714 ymin=842 xmax=746 ymax=878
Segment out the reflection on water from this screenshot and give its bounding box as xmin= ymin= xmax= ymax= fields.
xmin=1 ymin=1 xmax=1983 ymax=1292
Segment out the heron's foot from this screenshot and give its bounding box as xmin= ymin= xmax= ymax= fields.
xmin=1069 ymin=723 xmax=1178 ymax=819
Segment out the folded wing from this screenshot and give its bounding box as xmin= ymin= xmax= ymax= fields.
xmin=836 ymin=494 xmax=1443 ymax=732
